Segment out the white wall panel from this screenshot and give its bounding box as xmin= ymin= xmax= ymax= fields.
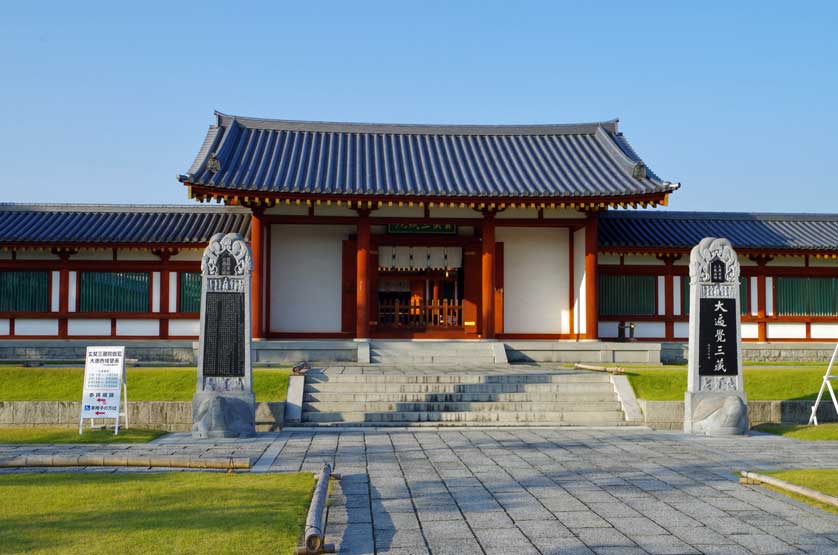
xmin=496 ymin=227 xmax=569 ymax=333
xmin=767 ymin=323 xmax=806 ymax=339
xmin=573 ymin=228 xmax=586 ymax=334
xmin=116 ymin=249 xmax=158 ymax=261
xmin=750 ymin=277 xmax=758 ymax=316
xmin=169 ymin=250 xmax=202 ymax=261
xmin=68 ymin=272 xmax=77 ymax=312
xmin=766 ymin=277 xmax=774 ymax=315
xmin=598 ymin=321 xmax=619 ymax=338
xmin=624 ymin=255 xmax=664 ymax=266
xmin=657 ymin=276 xmax=666 ymax=315
xmin=741 ymin=322 xmax=759 ymax=339
xmin=169 ymin=319 xmax=200 ymax=336
xmin=16 ymin=250 xmax=59 ymax=260
xmin=270 ymin=225 xmax=352 ymax=332
xmin=810 ymin=257 xmax=838 ymax=268
xmin=810 ymin=324 xmax=838 ymax=339
xmin=15 ymin=319 xmax=58 ymax=336
xmin=152 ymin=272 xmax=161 ymax=312
xmin=673 ymin=276 xmax=682 ymax=316
xmin=0 ymin=319 xmax=9 ymax=335
xmin=74 ymin=249 xmax=112 ymax=260
xmin=169 ymin=273 xmax=178 ymax=311
xmin=496 ymin=207 xmax=538 ymax=219
xmin=68 ymin=319 xmax=111 ymax=336
xmin=116 ymin=319 xmax=159 ymax=336
xmin=674 ymin=322 xmax=689 ymax=338
xmin=633 ymin=322 xmax=666 ymax=338
xmin=51 ymin=271 xmax=60 ymax=311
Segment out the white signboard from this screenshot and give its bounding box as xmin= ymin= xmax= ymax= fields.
xmin=79 ymin=346 xmax=127 ymax=435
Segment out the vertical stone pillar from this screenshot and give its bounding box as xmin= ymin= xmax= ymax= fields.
xmin=250 ymin=208 xmax=265 ymax=339
xmin=356 ymin=212 xmax=371 ymax=339
xmin=584 ymin=212 xmax=599 ymax=339
xmin=481 ymin=211 xmax=496 ymax=339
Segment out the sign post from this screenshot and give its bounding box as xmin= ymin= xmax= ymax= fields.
xmin=808 ymin=344 xmax=838 ymax=425
xmin=684 ymin=237 xmax=748 ymax=435
xmin=79 ymin=346 xmax=126 ymax=435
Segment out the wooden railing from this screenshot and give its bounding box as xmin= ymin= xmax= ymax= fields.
xmin=378 ymin=300 xmax=462 ymax=328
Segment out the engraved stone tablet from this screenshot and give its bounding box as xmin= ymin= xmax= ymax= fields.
xmin=684 ymin=237 xmax=748 ymax=435
xmin=192 ymin=232 xmax=256 ymax=438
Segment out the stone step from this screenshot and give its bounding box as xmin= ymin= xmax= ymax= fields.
xmin=302 ymin=401 xmax=622 ymax=412
xmin=289 ymin=420 xmax=638 ymax=428
xmin=304 ymin=382 xmax=616 ymax=394
xmin=303 ymin=391 xmax=616 ymax=403
xmin=305 ymin=373 xmax=611 ymax=384
xmin=370 ymin=358 xmax=496 ymax=365
xmin=301 ymin=410 xmax=626 ymax=424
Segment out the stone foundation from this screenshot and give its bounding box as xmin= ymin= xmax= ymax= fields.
xmin=0 ymin=401 xmax=284 ymax=432
xmin=639 ymin=399 xmax=838 ymax=430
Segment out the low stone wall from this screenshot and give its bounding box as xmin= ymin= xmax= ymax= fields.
xmin=504 ymin=341 xmax=662 ymax=364
xmin=662 ymin=341 xmax=838 ymax=364
xmin=0 ymin=340 xmax=196 ymax=364
xmin=0 ymin=401 xmax=285 ymax=433
xmin=638 ymin=399 xmax=838 ymax=430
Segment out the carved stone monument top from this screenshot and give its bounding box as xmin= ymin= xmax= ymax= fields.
xmin=192 ymin=232 xmax=256 ymax=439
xmin=685 ymin=237 xmax=748 ymax=435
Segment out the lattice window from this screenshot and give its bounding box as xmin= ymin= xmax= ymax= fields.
xmin=0 ymin=271 xmax=49 ymax=312
xmin=598 ymin=274 xmax=656 ymax=316
xmin=79 ymin=272 xmax=149 ymax=312
xmin=179 ymin=272 xmax=202 ymax=313
xmin=776 ymin=277 xmax=838 ymax=316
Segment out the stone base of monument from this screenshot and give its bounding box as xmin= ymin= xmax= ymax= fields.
xmin=683 ymin=391 xmax=748 ymax=435
xmin=192 ymin=392 xmax=256 ymax=439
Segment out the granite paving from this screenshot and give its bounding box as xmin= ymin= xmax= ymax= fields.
xmin=1 ymin=428 xmax=837 ymax=554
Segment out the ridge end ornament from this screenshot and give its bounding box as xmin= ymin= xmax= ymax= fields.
xmin=684 ymin=237 xmax=748 ymax=435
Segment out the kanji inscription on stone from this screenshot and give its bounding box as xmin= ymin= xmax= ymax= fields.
xmin=202 ymin=292 xmax=245 ymax=377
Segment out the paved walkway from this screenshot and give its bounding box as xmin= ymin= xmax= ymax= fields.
xmin=2 ymin=428 xmax=838 ymax=554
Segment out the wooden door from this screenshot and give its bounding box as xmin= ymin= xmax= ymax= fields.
xmin=495 ymin=242 xmax=504 ymax=334
xmin=341 ymin=240 xmax=356 ymax=333
xmin=462 ymin=243 xmax=481 ymax=335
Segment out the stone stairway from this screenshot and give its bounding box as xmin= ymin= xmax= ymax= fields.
xmin=299 ymin=370 xmax=631 ymax=426
xmin=369 ymin=340 xmax=500 ymax=365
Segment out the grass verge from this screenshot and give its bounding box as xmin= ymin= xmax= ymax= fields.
xmin=761 ymin=469 xmax=838 ymax=516
xmin=752 ymin=423 xmax=838 ymax=441
xmin=626 ymin=368 xmax=827 ymax=401
xmin=0 ymin=472 xmax=314 ymax=555
xmin=0 ymin=367 xmax=290 ymax=402
xmin=0 ymin=427 xmax=166 ymax=444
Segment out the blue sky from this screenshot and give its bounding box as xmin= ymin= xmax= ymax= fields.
xmin=1 ymin=1 xmax=835 ymax=212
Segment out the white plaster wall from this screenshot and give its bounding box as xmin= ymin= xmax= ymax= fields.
xmin=766 ymin=277 xmax=774 ymax=315
xmin=116 ymin=249 xmax=158 ymax=261
xmin=738 ymin=255 xmax=757 ymax=267
xmin=673 ymin=276 xmax=682 ymax=316
xmin=116 ymin=319 xmax=159 ymax=336
xmin=741 ymin=322 xmax=759 ymax=340
xmin=169 ymin=319 xmax=200 ymax=336
xmin=767 ymin=323 xmax=806 ymax=339
xmin=496 ymin=207 xmax=538 ymax=220
xmin=375 ymin=206 xmax=424 ymax=218
xmin=51 ymin=271 xmax=60 ymax=311
xmin=634 ymin=322 xmax=666 ymax=338
xmin=810 ymin=257 xmax=838 ymax=268
xmin=266 ymin=204 xmax=308 ymax=216
xmin=428 ymin=207 xmax=481 ymax=219
xmin=16 ymin=250 xmax=59 ymax=260
xmin=0 ymin=319 xmax=9 ymax=335
xmin=315 ymin=205 xmax=356 ymax=217
xmin=74 ymin=249 xmax=112 ymax=260
xmin=597 ymin=253 xmax=620 ymax=265
xmin=750 ymin=277 xmax=758 ymax=315
xmin=15 ymin=319 xmax=58 ymax=335
xmin=270 ymin=224 xmax=352 ymax=332
xmin=169 ymin=250 xmax=202 ymax=261
xmin=68 ymin=319 xmax=111 ymax=336
xmin=811 ymin=324 xmax=838 ymax=339
xmin=657 ymin=276 xmax=666 ymax=315
xmin=598 ymin=321 xmax=618 ymax=338
xmin=543 ymin=208 xmax=585 ymax=219
xmin=68 ymin=272 xmax=77 ymax=312
xmin=496 ymin=227 xmax=569 ymax=333
xmin=673 ymin=257 xmax=689 ymax=266
xmin=152 ymin=272 xmax=161 ymax=312
xmin=766 ymin=256 xmax=805 ymax=267
xmin=169 ymin=273 xmax=178 ymax=311
xmin=573 ymin=228 xmax=586 ymax=334
xmin=674 ymin=322 xmax=689 ymax=338
xmin=0 ymin=251 xmax=11 ymax=260
xmin=623 ymin=254 xmax=664 ymax=266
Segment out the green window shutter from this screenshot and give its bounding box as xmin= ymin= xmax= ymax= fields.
xmin=598 ymin=274 xmax=656 ymax=316
xmin=683 ymin=277 xmax=690 ymax=315
xmin=79 ymin=272 xmax=149 ymax=312
xmin=179 ymin=272 xmax=202 ymax=313
xmin=0 ymin=271 xmax=49 ymax=311
xmin=776 ymin=277 xmax=838 ymax=316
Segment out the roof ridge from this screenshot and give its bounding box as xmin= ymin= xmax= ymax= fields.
xmin=602 ymin=210 xmax=838 ymax=222
xmin=214 ymin=111 xmax=620 ymax=136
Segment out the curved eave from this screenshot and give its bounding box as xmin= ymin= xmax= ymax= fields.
xmin=182 ymin=182 xmax=675 ymax=210
xmin=599 ymin=246 xmax=838 ymax=258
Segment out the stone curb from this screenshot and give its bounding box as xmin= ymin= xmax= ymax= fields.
xmin=740 ymin=470 xmax=838 ymax=508
xmin=0 ymin=455 xmax=251 ymax=470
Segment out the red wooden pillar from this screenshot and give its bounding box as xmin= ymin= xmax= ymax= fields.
xmin=58 ymin=253 xmax=69 ymax=339
xmin=584 ymin=212 xmax=599 ymax=339
xmin=250 ymin=209 xmax=265 ymax=339
xmin=159 ymin=251 xmax=171 ymax=339
xmin=757 ymin=266 xmax=767 ymax=342
xmin=663 ymin=258 xmax=675 ymax=340
xmin=356 ymin=213 xmax=371 ymax=339
xmin=481 ymin=211 xmax=496 ymax=339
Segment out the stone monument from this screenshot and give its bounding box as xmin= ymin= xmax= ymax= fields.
xmin=684 ymin=237 xmax=748 ymax=435
xmin=192 ymin=232 xmax=256 ymax=438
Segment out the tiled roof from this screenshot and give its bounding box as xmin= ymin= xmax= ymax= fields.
xmin=179 ymin=112 xmax=679 ymax=201
xmin=599 ymin=211 xmax=838 ymax=252
xmin=0 ymin=204 xmax=250 ymax=246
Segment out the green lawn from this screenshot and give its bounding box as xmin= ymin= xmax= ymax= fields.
xmin=753 ymin=423 xmax=838 ymax=441
xmin=0 ymin=367 xmax=290 ymax=402
xmin=0 ymin=472 xmax=313 ymax=555
xmin=627 ymin=367 xmax=827 ymax=401
xmin=0 ymin=427 xmax=166 ymax=444
xmin=762 ymin=469 xmax=838 ymax=516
